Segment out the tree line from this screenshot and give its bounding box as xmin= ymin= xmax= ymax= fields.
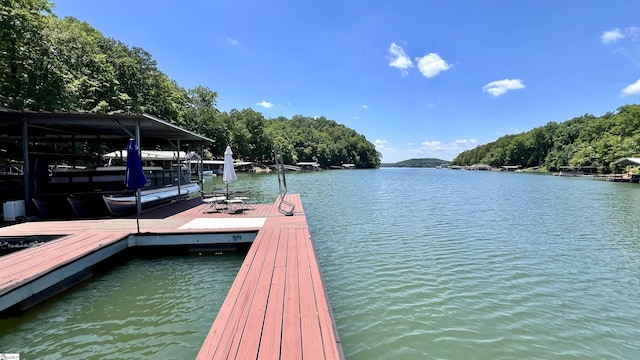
xmin=0 ymin=0 xmax=381 ymax=168
xmin=452 ymin=104 xmax=640 ymax=172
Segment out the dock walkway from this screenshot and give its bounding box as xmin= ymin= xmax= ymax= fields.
xmin=0 ymin=194 xmax=343 ymax=359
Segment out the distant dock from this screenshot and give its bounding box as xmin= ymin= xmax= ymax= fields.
xmin=0 ymin=194 xmax=343 ymax=359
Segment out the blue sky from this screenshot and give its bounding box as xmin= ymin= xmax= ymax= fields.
xmin=53 ymin=0 xmax=640 ymax=162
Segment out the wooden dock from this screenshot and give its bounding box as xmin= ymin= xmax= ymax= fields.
xmin=0 ymin=194 xmax=343 ymax=359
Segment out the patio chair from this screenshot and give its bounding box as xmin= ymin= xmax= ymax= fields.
xmin=231 ymin=195 xmax=253 ymax=210
xmin=200 ymin=191 xmax=227 ymax=212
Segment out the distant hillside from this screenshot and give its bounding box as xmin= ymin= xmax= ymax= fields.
xmin=381 ymin=158 xmax=451 ymax=168
xmin=451 ymin=104 xmax=640 ymax=172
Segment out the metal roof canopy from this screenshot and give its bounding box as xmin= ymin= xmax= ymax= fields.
xmin=611 ymin=157 xmax=640 ymax=167
xmin=0 ymin=109 xmax=214 ymax=143
xmin=0 ymin=109 xmax=213 ymax=217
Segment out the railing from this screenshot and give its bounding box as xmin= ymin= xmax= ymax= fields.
xmin=274 ymin=148 xmax=295 ymax=216
xmin=0 ymin=162 xmax=23 ymax=175
xmin=282 ymin=164 xmax=301 ymax=171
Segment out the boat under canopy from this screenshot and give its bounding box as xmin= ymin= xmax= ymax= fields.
xmin=103 ymin=182 xmax=200 ymax=216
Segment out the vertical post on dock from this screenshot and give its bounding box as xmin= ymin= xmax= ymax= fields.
xmin=274 ymin=147 xmax=295 ymax=216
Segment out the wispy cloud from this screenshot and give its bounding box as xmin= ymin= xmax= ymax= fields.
xmin=256 ymin=100 xmax=274 ymax=108
xmin=453 ymin=139 xmax=479 ymax=147
xmin=603 ymin=26 xmax=640 ymax=67
xmin=621 ymin=78 xmax=640 ymax=96
xmin=388 ymin=43 xmax=413 ymax=76
xmin=601 ymin=28 xmax=624 ymax=44
xmin=420 ymin=139 xmax=476 ymax=153
xmin=361 ymin=105 xmax=368 ymax=109
xmin=601 ymin=27 xmax=640 ymax=44
xmin=415 ymin=53 xmax=452 ymax=78
xmin=482 ymin=79 xmax=525 ymax=97
xmin=375 ymin=139 xmax=393 ymax=152
xmin=408 ymin=139 xmax=479 ymax=160
xmin=227 ymin=37 xmax=240 ymax=46
xmin=378 ymin=138 xmax=479 ymax=162
xmin=628 ymin=27 xmax=640 ymax=41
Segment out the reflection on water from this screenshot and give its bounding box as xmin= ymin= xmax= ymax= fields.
xmin=0 ymin=254 xmax=243 ymax=359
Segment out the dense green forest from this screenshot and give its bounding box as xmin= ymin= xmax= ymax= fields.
xmin=381 ymin=158 xmax=450 ymax=168
xmin=0 ymin=0 xmax=380 ymax=168
xmin=452 ymin=104 xmax=640 ymax=172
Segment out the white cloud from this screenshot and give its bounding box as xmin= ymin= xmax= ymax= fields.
xmin=621 ymin=79 xmax=640 ymax=96
xmin=388 ymin=43 xmax=413 ymax=76
xmin=628 ymin=27 xmax=640 ymax=41
xmin=454 ymin=139 xmax=479 ymax=146
xmin=419 ymin=141 xmax=446 ymax=150
xmin=375 ymin=139 xmax=393 ymax=152
xmin=374 ymin=139 xmax=478 ymax=163
xmin=415 ymin=53 xmax=452 ymax=78
xmin=256 ymin=101 xmax=273 ymax=108
xmin=482 ymin=79 xmax=525 ymax=97
xmin=408 ymin=139 xmax=479 ymax=160
xmin=601 ymin=27 xmax=640 ymax=45
xmin=361 ymin=105 xmax=368 ymax=109
xmin=422 ymin=139 xmax=477 ymax=152
xmin=227 ymin=37 xmax=239 ymax=46
xmin=604 ymin=27 xmax=640 ymax=67
xmin=601 ymin=28 xmax=624 ymax=44
xmin=378 ymin=138 xmax=480 ymax=162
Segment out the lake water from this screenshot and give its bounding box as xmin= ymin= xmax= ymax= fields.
xmin=2 ymin=169 xmax=640 ymax=359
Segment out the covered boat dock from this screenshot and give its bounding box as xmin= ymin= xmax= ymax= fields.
xmin=0 ymin=109 xmax=214 ymax=218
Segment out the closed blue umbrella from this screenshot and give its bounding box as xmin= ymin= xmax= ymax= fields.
xmin=125 ymin=138 xmax=147 ymax=232
xmin=125 ymin=139 xmax=148 ymax=190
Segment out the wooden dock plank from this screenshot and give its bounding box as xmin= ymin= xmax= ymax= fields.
xmin=297 ymin=227 xmax=326 ymax=360
xmin=221 ymin=231 xmax=277 ymax=358
xmin=0 ymin=219 xmax=105 ymax=236
xmin=234 ymin=228 xmax=282 ymax=359
xmin=304 ymin=230 xmax=342 ymax=359
xmin=3 ymin=232 xmax=120 ymax=275
xmin=195 ymin=194 xmax=342 ymax=359
xmin=0 ymin=232 xmax=127 ymax=294
xmin=222 ymin=230 xmax=277 ymax=359
xmin=195 ymin=228 xmax=272 ymax=359
xmin=300 ymin=227 xmax=342 ymax=360
xmin=282 ymin=227 xmax=303 ymax=359
xmin=258 ymin=266 xmax=286 ymax=359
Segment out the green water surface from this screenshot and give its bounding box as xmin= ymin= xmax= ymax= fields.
xmin=2 ymin=169 xmax=640 ymax=359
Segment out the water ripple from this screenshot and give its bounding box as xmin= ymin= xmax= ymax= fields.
xmin=0 ymin=254 xmax=243 ymax=359
xmin=305 ymin=170 xmax=640 ymax=359
xmin=3 ymin=170 xmax=640 ymax=359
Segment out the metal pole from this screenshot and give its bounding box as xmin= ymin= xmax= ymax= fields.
xmin=22 ymin=117 xmax=31 ymax=217
xmin=177 ymin=139 xmax=182 ymax=202
xmin=135 ymin=121 xmax=141 ymax=233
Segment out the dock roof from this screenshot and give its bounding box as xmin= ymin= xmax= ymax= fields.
xmin=612 ymin=157 xmax=640 ymax=167
xmin=0 ymin=109 xmax=214 ymax=143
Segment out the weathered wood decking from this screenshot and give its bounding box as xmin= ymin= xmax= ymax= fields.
xmin=196 ymin=197 xmax=342 ymax=359
xmin=0 ymin=194 xmax=343 ymax=359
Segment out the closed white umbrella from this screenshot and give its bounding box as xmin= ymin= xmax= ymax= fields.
xmin=223 ymin=145 xmax=237 ymax=198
